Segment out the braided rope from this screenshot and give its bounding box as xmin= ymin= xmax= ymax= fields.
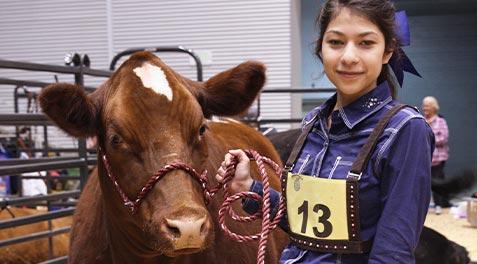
xmin=100 ymin=149 xmax=211 ymax=214
xmin=100 ymin=147 xmax=286 ymax=264
xmin=218 ymin=149 xmax=286 ymax=264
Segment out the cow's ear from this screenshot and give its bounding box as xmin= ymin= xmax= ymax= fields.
xmin=39 ymin=83 xmax=100 ymax=138
xmin=200 ymin=61 xmax=265 ymax=117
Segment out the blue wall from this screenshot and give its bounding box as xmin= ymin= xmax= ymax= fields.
xmin=300 ymin=0 xmax=333 ymax=91
xmin=300 ymin=1 xmax=477 ymax=175
xmin=399 ymin=14 xmax=477 ymax=175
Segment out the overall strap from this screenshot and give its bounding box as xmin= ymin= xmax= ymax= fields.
xmin=285 ymin=116 xmax=316 ymax=170
xmin=348 ymin=104 xmax=408 ymax=180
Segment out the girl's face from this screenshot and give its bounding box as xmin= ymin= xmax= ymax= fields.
xmin=321 ymin=8 xmax=393 ymax=106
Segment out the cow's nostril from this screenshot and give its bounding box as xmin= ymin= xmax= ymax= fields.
xmin=165 ymin=222 xmax=181 ymax=238
xmin=200 ymin=219 xmax=207 ymax=235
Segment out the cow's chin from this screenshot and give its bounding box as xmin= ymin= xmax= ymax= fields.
xmin=163 ymin=247 xmax=204 ymax=257
xmin=144 ymin=228 xmax=214 ymax=257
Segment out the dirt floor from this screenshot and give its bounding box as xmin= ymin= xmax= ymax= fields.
xmin=425 ymin=207 xmax=477 ymax=262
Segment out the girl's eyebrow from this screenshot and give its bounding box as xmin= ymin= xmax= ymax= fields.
xmin=325 ymin=30 xmax=345 ymax=35
xmin=358 ymin=31 xmax=379 ymax=37
xmin=325 ymin=30 xmax=379 ymax=37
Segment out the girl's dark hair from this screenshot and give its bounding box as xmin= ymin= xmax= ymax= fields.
xmin=315 ymin=0 xmax=400 ymax=97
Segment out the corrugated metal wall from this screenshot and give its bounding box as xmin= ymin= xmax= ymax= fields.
xmin=111 ymin=0 xmax=292 ymax=130
xmin=0 ymin=0 xmax=293 ymax=151
xmin=0 ymin=0 xmax=110 ymax=150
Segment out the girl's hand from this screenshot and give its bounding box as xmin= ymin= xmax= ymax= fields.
xmin=215 ymin=149 xmax=253 ymax=194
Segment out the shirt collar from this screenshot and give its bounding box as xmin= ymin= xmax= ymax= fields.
xmin=310 ymin=81 xmax=393 ymax=130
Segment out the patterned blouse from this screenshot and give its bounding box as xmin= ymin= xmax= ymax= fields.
xmin=428 ymin=115 xmax=449 ymax=166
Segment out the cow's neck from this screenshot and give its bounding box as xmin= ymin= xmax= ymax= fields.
xmin=97 ymin=165 xmax=160 ymax=263
xmin=107 ymin=224 xmax=163 ymax=264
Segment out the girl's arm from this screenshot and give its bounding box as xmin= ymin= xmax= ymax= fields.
xmin=368 ymin=118 xmax=434 ymax=263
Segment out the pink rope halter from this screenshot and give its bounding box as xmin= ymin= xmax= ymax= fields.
xmin=99 ymin=147 xmax=285 ymax=264
xmin=99 ymin=147 xmax=215 ymax=214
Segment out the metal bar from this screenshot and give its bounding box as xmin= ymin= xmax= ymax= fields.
xmin=19 ymin=176 xmax=81 ymax=180
xmin=0 ymin=59 xmax=79 ymax=74
xmin=15 ymin=148 xmax=96 ymax=153
xmin=0 ymin=78 xmax=97 ymax=92
xmin=0 ymin=77 xmax=51 ymax=88
xmin=0 ymin=191 xmax=80 ymax=208
xmin=0 ymin=157 xmax=86 ymax=166
xmin=0 ymin=227 xmax=70 ymax=248
xmin=0 ymin=113 xmax=52 ymax=125
xmin=27 ymin=201 xmax=77 ymax=207
xmin=0 ymin=120 xmax=53 ymax=126
xmin=73 ymin=66 xmax=90 ymax=192
xmin=0 ymin=159 xmax=87 ymax=176
xmin=38 ymin=256 xmax=68 ymax=264
xmin=0 ymin=59 xmax=111 ymax=78
xmin=109 ymin=46 xmax=203 ymax=81
xmin=47 ymin=215 xmax=53 ymax=259
xmin=13 ymin=86 xmax=21 ymax=137
xmin=43 ymin=125 xmax=49 ymax=157
xmin=0 ymin=208 xmax=75 ymax=229
xmin=78 ymin=138 xmax=88 ymax=191
xmin=15 ymin=93 xmax=37 ymax=98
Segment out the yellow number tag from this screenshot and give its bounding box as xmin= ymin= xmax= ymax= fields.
xmin=286 ymin=172 xmax=349 ymax=240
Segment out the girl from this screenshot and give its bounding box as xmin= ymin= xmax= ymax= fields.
xmin=216 ymin=0 xmax=434 ymax=263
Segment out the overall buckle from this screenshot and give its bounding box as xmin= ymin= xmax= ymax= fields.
xmin=347 ymin=171 xmax=362 ymax=181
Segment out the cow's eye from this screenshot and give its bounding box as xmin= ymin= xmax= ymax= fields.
xmin=199 ymin=124 xmax=208 ymax=136
xmin=110 ymin=134 xmax=122 ymax=146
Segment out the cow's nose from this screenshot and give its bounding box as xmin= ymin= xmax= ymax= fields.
xmin=163 ymin=215 xmax=209 ymax=249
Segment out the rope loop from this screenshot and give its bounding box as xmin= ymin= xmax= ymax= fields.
xmin=218 ymin=149 xmax=286 ymax=264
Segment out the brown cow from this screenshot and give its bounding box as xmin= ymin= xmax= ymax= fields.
xmin=0 ymin=207 xmax=71 ymax=264
xmin=39 ymin=52 xmax=288 ymax=263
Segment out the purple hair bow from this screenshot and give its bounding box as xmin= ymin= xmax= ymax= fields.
xmin=389 ymin=10 xmax=421 ymax=87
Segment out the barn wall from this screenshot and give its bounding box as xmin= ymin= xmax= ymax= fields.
xmin=0 ymin=0 xmax=294 ymax=152
xmin=399 ymin=13 xmax=477 ymax=175
xmin=0 ymin=0 xmax=110 ymax=150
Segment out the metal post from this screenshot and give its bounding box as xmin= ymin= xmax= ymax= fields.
xmin=256 ymin=97 xmax=261 ymax=130
xmin=43 ymin=125 xmax=49 ymax=159
xmin=14 ymin=86 xmax=21 ymax=139
xmin=74 ymin=64 xmax=89 ymax=190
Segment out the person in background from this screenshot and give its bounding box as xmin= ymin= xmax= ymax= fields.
xmin=422 ymin=96 xmax=450 ymax=214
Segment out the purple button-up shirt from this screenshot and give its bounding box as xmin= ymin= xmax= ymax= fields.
xmin=243 ymin=81 xmax=434 ymax=263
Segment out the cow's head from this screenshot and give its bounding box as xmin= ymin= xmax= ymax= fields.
xmin=39 ymin=52 xmax=265 ymax=257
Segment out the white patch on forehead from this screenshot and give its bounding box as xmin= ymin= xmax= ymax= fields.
xmin=133 ymin=63 xmax=173 ymax=101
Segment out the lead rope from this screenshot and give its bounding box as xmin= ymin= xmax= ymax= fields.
xmin=218 ymin=149 xmax=286 ymax=264
xmin=101 ymin=147 xmax=285 ymax=264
